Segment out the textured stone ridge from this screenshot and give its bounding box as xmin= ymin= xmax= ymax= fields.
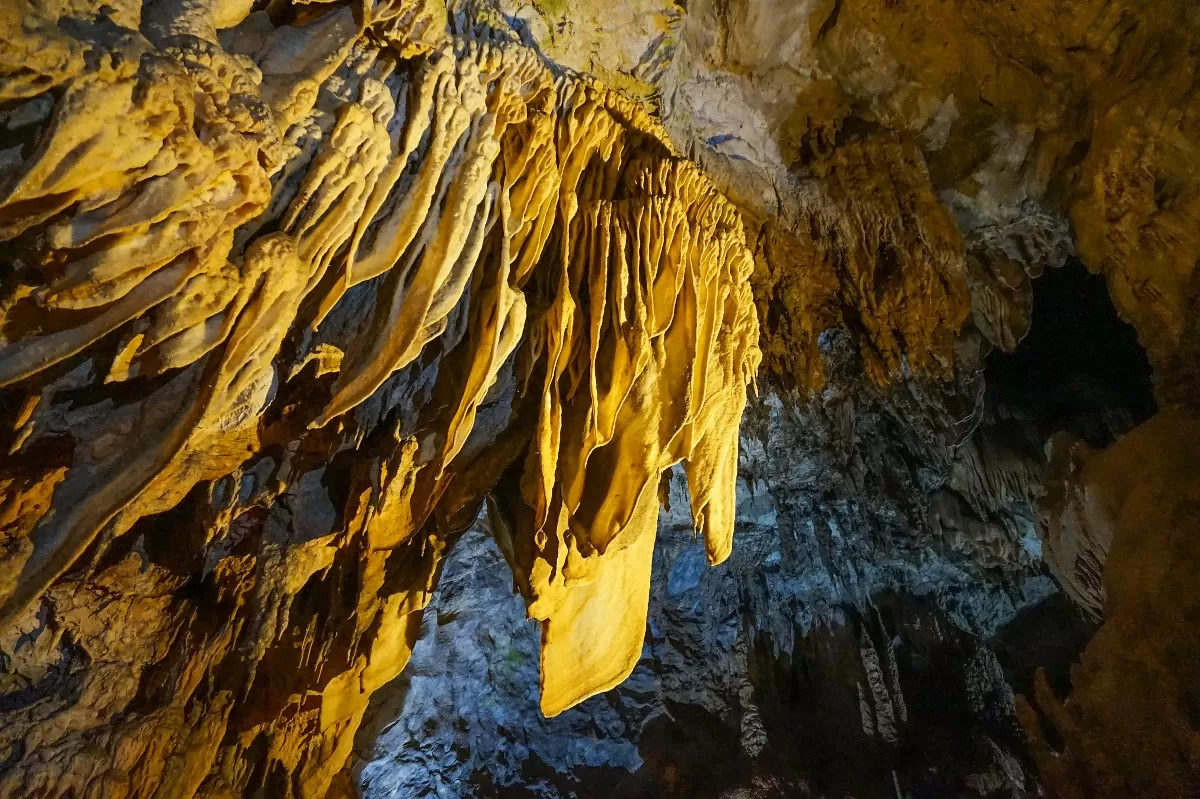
xmin=0 ymin=1 xmax=759 ymax=795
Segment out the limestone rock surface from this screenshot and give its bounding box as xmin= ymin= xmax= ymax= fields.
xmin=2 ymin=0 xmax=1200 ymax=797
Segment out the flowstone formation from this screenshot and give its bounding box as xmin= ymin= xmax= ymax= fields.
xmin=362 ymin=0 xmax=1199 ymax=797
xmin=0 ymin=1 xmax=760 ymax=794
xmin=2 ymin=0 xmax=1200 ymax=797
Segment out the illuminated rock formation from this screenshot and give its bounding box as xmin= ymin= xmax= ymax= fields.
xmin=426 ymin=1 xmax=1200 ymax=796
xmin=0 ymin=2 xmax=759 ymax=794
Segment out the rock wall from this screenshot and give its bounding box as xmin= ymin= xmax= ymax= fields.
xmin=1021 ymin=409 xmax=1200 ymax=798
xmin=358 ymin=1 xmax=1200 ymax=796
xmin=354 ymin=379 xmax=1064 ymax=798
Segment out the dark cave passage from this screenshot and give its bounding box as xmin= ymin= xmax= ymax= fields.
xmin=985 ymin=259 xmax=1157 ymax=446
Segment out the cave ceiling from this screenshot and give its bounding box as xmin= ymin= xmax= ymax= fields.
xmin=0 ymin=0 xmax=1198 ymax=797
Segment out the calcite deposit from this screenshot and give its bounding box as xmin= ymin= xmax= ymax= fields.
xmin=1 ymin=0 xmax=1199 ymax=797
xmin=0 ymin=1 xmax=760 ymax=794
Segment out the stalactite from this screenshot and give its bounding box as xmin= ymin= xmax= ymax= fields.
xmin=860 ymin=632 xmax=898 ymax=744
xmin=0 ymin=2 xmax=758 ymax=794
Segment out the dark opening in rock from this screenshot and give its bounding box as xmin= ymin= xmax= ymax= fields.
xmin=985 ymin=258 xmax=1157 ymax=447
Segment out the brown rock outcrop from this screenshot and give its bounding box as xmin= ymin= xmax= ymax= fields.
xmin=1020 ymin=409 xmax=1200 ymax=798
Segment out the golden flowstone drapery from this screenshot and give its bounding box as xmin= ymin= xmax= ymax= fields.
xmin=0 ymin=1 xmax=758 ymax=794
